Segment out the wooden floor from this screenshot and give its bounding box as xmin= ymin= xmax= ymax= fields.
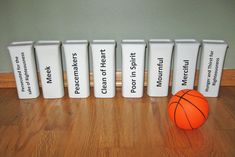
xmin=0 ymin=87 xmax=235 ymax=157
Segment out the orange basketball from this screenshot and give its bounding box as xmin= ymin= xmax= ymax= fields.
xmin=168 ymin=89 xmax=209 ymax=130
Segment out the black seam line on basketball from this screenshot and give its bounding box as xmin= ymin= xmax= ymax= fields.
xmin=178 ymin=103 xmax=194 ymax=129
xmin=175 ymin=94 xmax=207 ymax=120
xmin=173 ymin=90 xmax=192 ymax=128
xmin=181 ymin=89 xmax=191 ymax=94
xmin=184 ymin=93 xmax=208 ymax=102
xmin=174 ymin=95 xmax=207 ymax=120
xmin=182 ymin=90 xmax=207 ymax=102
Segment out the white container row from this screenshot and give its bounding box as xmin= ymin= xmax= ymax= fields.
xmin=148 ymin=39 xmax=228 ymax=97
xmin=8 ymin=39 xmax=228 ymax=99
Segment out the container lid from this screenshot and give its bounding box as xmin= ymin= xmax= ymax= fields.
xmin=121 ymin=39 xmax=146 ymax=45
xmin=8 ymin=41 xmax=34 ymax=47
xmin=149 ymin=39 xmax=174 ymax=44
xmin=202 ymin=39 xmax=228 ymax=45
xmin=174 ymin=39 xmax=200 ymax=46
xmin=34 ymin=40 xmax=61 ymax=47
xmin=91 ymin=40 xmax=116 ymax=45
xmin=63 ymin=40 xmax=88 ymax=45
xmin=174 ymin=39 xmax=199 ymax=43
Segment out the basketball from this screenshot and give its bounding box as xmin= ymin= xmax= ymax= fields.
xmin=168 ymin=89 xmax=209 ymax=130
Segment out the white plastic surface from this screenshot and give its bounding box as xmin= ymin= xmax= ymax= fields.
xmin=63 ymin=40 xmax=90 ymax=98
xmin=172 ymin=39 xmax=200 ymax=95
xmin=198 ymin=40 xmax=228 ymax=97
xmin=121 ymin=40 xmax=146 ymax=98
xmin=147 ymin=39 xmax=174 ymax=97
xmin=35 ymin=41 xmax=64 ymax=98
xmin=8 ymin=41 xmax=40 ymax=99
xmin=91 ymin=40 xmax=116 ymax=98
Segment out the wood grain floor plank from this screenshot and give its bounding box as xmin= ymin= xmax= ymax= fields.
xmin=0 ymin=87 xmax=235 ymax=157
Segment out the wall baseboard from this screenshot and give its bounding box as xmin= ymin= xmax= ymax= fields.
xmin=0 ymin=69 xmax=235 ymax=88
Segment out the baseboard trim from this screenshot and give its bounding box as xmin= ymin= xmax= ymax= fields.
xmin=0 ymin=69 xmax=235 ymax=88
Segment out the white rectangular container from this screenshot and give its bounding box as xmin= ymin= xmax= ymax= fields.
xmin=63 ymin=40 xmax=90 ymax=98
xmin=121 ymin=40 xmax=146 ymax=98
xmin=34 ymin=41 xmax=64 ymax=98
xmin=147 ymin=39 xmax=174 ymax=97
xmin=172 ymin=39 xmax=200 ymax=95
xmin=198 ymin=40 xmax=228 ymax=97
xmin=90 ymin=40 xmax=116 ymax=98
xmin=8 ymin=41 xmax=40 ymax=99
